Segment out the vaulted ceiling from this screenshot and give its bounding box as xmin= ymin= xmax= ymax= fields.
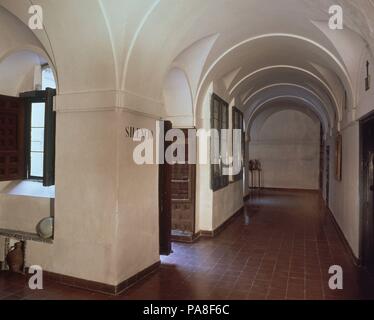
xmin=1 ymin=0 xmax=373 ymax=130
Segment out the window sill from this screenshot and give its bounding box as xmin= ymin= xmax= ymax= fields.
xmin=0 ymin=228 xmax=53 ymax=244
xmin=0 ymin=180 xmax=55 ymax=199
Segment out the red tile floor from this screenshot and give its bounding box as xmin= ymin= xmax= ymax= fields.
xmin=1 ymin=190 xmax=373 ymax=300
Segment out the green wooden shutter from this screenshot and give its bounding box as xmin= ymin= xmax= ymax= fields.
xmin=43 ymin=88 xmax=56 ymax=186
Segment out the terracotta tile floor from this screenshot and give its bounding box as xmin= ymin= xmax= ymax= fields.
xmin=1 ymin=190 xmax=373 ymax=300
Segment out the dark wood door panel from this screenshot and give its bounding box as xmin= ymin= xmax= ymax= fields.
xmin=0 ymin=95 xmax=25 ymax=181
xmin=170 ymin=129 xmax=196 ymax=236
xmin=171 ymin=164 xmax=195 ymax=233
xmin=361 ymin=115 xmax=374 ymax=273
xmin=159 ymin=121 xmax=173 ymax=255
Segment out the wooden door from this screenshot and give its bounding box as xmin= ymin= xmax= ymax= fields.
xmin=319 ymin=125 xmax=325 ymax=191
xmin=361 ymin=116 xmax=374 ymax=272
xmin=159 ymin=121 xmax=173 ymax=255
xmin=363 ymin=152 xmax=374 ymax=271
xmin=326 ymin=146 xmax=330 ymax=207
xmin=171 ymin=129 xmax=196 ymax=240
xmin=0 ymin=95 xmax=25 ymax=181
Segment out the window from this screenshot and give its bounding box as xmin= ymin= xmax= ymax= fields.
xmin=30 ymin=102 xmax=45 ymax=178
xmin=365 ymin=61 xmax=371 ymax=91
xmin=211 ymin=93 xmax=229 ymax=191
xmin=232 ymin=107 xmax=244 ymax=182
xmin=0 ymin=65 xmax=56 ymax=186
xmin=20 ymin=88 xmax=56 ymax=186
xmin=343 ymin=90 xmax=347 ymax=111
xmin=42 ymin=66 xmax=56 ymax=90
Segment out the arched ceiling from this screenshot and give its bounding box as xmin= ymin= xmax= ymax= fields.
xmin=249 ymin=101 xmax=322 ymax=142
xmin=247 ymin=97 xmax=330 ymax=140
xmin=0 ymin=0 xmax=373 ymax=125
xmin=231 ymin=66 xmax=340 ymax=115
xmin=0 ymin=50 xmax=46 ymax=96
xmin=243 ymin=84 xmax=334 ymax=128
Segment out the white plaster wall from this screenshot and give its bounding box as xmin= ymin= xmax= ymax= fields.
xmin=195 ymin=86 xmax=213 ymax=232
xmin=327 ymin=48 xmax=374 ymax=259
xmin=356 ymin=50 xmax=374 ymax=120
xmin=24 ymin=108 xmax=162 ymax=286
xmin=213 ymin=181 xmax=243 ymax=230
xmin=163 ymin=67 xmax=193 ymax=127
xmin=211 ymin=95 xmax=244 ymax=230
xmin=196 ymin=86 xmax=244 ymax=232
xmin=26 ymin=110 xmax=118 ymax=285
xmin=248 ymin=110 xmax=320 ymax=190
xmin=329 ymin=123 xmax=360 ymax=258
xmin=0 ymin=194 xmax=51 ymax=233
xmin=115 ymin=110 xmax=160 ymax=285
xmin=0 ymin=51 xmax=39 ymax=96
xmin=0 ymin=6 xmax=44 ymax=59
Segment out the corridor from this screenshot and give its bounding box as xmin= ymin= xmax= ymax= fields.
xmin=1 ymin=190 xmax=372 ymax=300
xmin=1 ymin=1 xmax=374 ymax=303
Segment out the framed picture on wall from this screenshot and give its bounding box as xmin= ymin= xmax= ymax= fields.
xmin=335 ymin=133 xmax=342 ymax=181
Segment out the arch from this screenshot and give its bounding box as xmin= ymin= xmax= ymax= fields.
xmin=246 ymin=95 xmax=330 ymax=138
xmin=98 ymin=0 xmax=120 ymax=89
xmin=231 ymin=66 xmax=340 ymax=121
xmin=171 ymin=33 xmax=220 ymax=99
xmin=243 ymin=83 xmax=331 ymax=109
xmin=0 ymin=45 xmax=59 ymax=93
xmin=242 ymin=83 xmax=335 ymax=127
xmin=163 ymin=67 xmax=194 ymax=124
xmin=121 ymin=0 xmax=161 ymax=91
xmin=249 ymin=104 xmax=323 ymax=142
xmin=195 ymin=33 xmax=353 ymax=123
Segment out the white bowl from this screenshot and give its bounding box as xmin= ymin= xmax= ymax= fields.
xmin=36 ymin=217 xmax=54 ymax=239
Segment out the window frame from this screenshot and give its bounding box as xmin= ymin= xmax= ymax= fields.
xmin=232 ymin=106 xmax=244 ymax=182
xmin=365 ymin=60 xmax=371 ymax=92
xmin=20 ymin=89 xmax=56 ymax=186
xmin=24 ymin=94 xmax=46 ymax=181
xmin=210 ymin=93 xmax=229 ymax=191
xmin=41 ymin=64 xmax=57 ymax=90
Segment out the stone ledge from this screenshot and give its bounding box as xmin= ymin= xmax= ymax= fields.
xmin=0 ymin=228 xmax=53 ymax=244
